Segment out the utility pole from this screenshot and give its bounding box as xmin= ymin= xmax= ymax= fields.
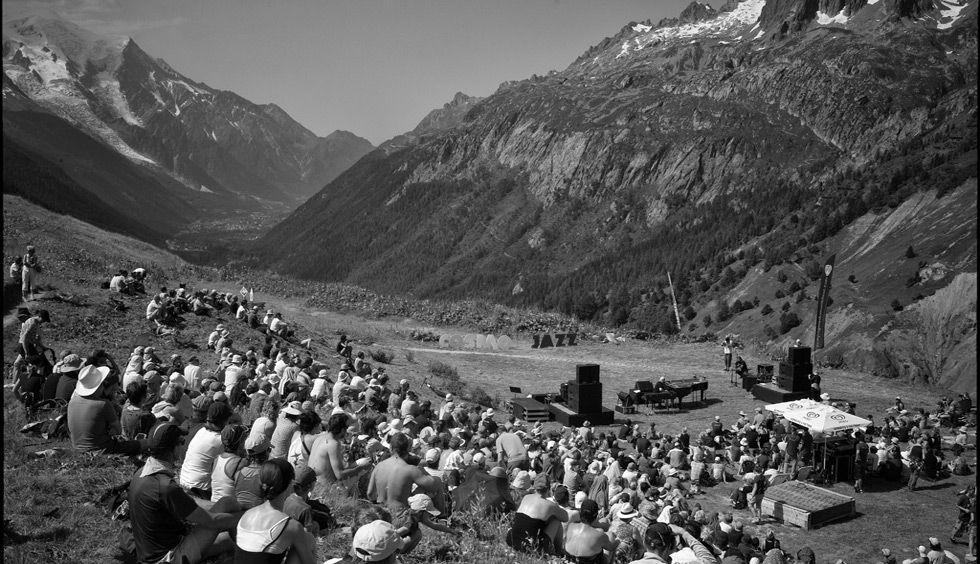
xmin=667 ymin=270 xmax=682 ymax=331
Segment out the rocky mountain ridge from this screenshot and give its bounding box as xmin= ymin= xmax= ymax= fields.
xmin=2 ymin=12 xmax=373 ymax=239
xmin=256 ymin=0 xmax=976 ymax=390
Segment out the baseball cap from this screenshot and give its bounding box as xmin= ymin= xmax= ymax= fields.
xmin=351 ymin=520 xmax=406 ymax=562
xmin=244 ymin=431 xmax=271 ymax=455
xmin=425 ymin=448 xmax=441 ymax=463
xmin=408 ymin=493 xmax=440 ymax=516
xmin=146 ymin=422 xmax=187 ymax=455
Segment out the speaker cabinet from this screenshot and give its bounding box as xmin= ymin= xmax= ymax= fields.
xmin=567 ymin=382 xmax=602 ymax=413
xmin=778 ymin=362 xmax=812 ymax=393
xmin=576 ymin=364 xmax=600 ymax=384
xmin=787 ymin=346 xmax=811 ymax=366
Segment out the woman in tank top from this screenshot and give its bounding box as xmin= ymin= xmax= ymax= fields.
xmin=211 ymin=424 xmax=248 ymax=502
xmin=235 ymin=459 xmax=316 ymax=564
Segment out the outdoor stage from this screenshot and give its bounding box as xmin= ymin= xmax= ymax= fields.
xmin=762 ymin=480 xmax=855 ymax=530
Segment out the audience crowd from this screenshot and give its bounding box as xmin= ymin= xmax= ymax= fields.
xmin=6 ymin=268 xmax=977 ymax=564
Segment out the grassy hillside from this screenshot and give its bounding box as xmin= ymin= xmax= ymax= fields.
xmin=3 ymin=195 xmax=977 ymax=564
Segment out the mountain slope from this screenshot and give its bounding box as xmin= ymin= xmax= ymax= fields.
xmin=2 ymin=11 xmax=374 ymax=242
xmin=255 ymin=0 xmax=977 ymax=387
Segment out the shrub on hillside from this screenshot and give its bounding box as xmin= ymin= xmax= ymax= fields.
xmin=429 ymin=361 xmax=462 ymax=394
xmin=683 ymin=305 xmax=696 ymax=321
xmin=465 ymin=386 xmax=495 ymax=408
xmin=717 ymin=302 xmax=731 ymax=322
xmin=781 ymin=301 xmax=791 ymax=312
xmin=764 ymin=325 xmax=778 ymax=340
xmin=775 ymin=289 xmax=785 ymax=299
xmin=404 ymin=349 xmax=415 ymax=363
xmin=777 ymin=270 xmax=788 ymax=283
xmin=891 ymin=299 xmax=903 ymax=311
xmin=848 ymin=274 xmax=857 ymax=283
xmin=703 ymin=314 xmax=713 ymax=327
xmin=410 ymin=329 xmax=440 ymax=342
xmin=905 ymin=245 xmax=917 ymax=259
xmin=369 ymin=349 xmax=395 ymax=364
xmin=788 ymin=281 xmax=801 ymax=293
xmin=761 ymin=304 xmax=773 ymax=316
xmin=779 ymin=312 xmax=801 ymax=334
xmin=796 ymin=290 xmax=808 ymax=304
xmin=804 ymin=260 xmax=824 ymax=281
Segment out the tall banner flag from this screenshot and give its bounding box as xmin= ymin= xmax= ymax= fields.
xmin=814 ymin=254 xmax=836 ymax=350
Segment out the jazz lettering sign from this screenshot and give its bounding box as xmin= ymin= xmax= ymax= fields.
xmin=438 ymin=334 xmax=513 ymax=351
xmin=531 ymin=333 xmax=577 ymax=348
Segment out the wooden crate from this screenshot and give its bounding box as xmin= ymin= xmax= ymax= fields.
xmin=762 ymin=481 xmax=855 ymax=530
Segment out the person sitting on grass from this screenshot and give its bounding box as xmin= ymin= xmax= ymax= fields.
xmin=67 ymin=357 xmax=145 ymax=456
xmin=628 ymin=522 xmax=716 ymax=564
xmin=366 ymin=432 xmax=444 ymax=554
xmin=328 ymin=519 xmax=407 ymax=564
xmin=506 ymin=473 xmax=568 ymax=555
xmin=129 ymin=422 xmax=243 ymax=564
xmin=235 ymin=458 xmax=317 ymax=564
xmin=564 ymin=499 xmax=619 ymax=564
xmin=180 ymin=402 xmax=234 ymax=500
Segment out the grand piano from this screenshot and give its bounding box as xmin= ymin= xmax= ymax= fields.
xmin=664 ymin=378 xmax=709 ymax=408
xmin=630 ymin=378 xmax=709 ymax=411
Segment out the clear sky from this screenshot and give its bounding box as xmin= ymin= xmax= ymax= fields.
xmin=5 ymin=0 xmax=694 ymax=145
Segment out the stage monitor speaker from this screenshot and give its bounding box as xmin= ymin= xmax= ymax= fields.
xmin=568 ymin=382 xmax=602 ymax=413
xmin=576 ymin=364 xmax=600 ymax=384
xmin=787 ymin=346 xmax=811 ymax=366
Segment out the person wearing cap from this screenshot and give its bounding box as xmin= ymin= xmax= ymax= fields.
xmin=67 ymin=360 xmax=145 ymax=455
xmin=234 ymin=459 xmax=316 ymax=563
xmin=564 ymin=498 xmax=619 ymax=563
xmin=506 ymin=472 xmax=569 ymax=555
xmin=208 ymin=423 xmax=248 ymax=503
xmin=283 ymin=466 xmax=324 ymax=536
xmin=310 ymin=412 xmax=372 ymax=488
xmin=180 ymin=402 xmax=235 ymax=499
xmin=331 ymin=519 xmax=405 ymax=564
xmin=129 ymin=422 xmax=243 ymax=564
xmin=236 ymin=429 xmax=275 ymax=510
xmin=367 ymin=432 xmax=445 ymax=554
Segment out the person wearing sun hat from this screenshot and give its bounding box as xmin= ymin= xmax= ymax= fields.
xmin=611 ymin=502 xmax=643 ymax=563
xmin=52 ymin=352 xmax=85 ymax=402
xmin=67 ymin=362 xmax=145 ymax=455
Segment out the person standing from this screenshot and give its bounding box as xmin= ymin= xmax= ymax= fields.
xmin=952 ymin=485 xmax=976 ymax=545
xmin=722 ymin=336 xmax=733 ymax=372
xmin=21 ymin=245 xmax=40 ymax=301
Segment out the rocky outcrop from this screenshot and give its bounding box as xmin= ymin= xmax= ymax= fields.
xmin=759 ymin=0 xmax=820 ymax=37
xmin=872 ymin=273 xmax=977 ymax=391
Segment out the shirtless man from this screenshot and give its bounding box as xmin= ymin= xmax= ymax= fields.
xmin=367 ymin=432 xmax=444 ymax=554
xmin=308 ymin=413 xmax=370 ymax=488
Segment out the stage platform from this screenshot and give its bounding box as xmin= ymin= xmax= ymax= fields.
xmin=762 ymin=481 xmax=855 ymax=530
xmin=512 ymin=398 xmax=551 ymax=423
xmin=548 ymin=403 xmax=615 ymax=427
xmin=751 ymin=383 xmax=808 ymax=403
